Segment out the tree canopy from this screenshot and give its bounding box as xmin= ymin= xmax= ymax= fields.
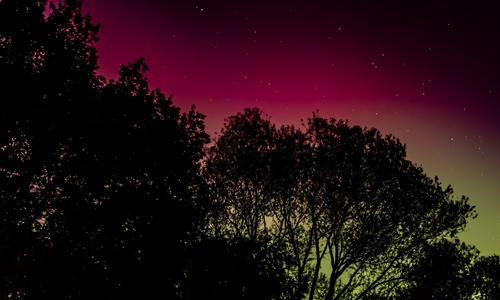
xmin=1 ymin=1 xmax=209 ymax=298
xmin=204 ymin=108 xmax=477 ymax=300
xmin=0 ymin=1 xmax=492 ymax=299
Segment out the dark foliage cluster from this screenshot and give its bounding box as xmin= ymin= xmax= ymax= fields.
xmin=0 ymin=1 xmax=498 ymax=299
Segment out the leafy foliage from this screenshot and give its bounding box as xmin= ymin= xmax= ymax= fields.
xmin=0 ymin=1 xmax=485 ymax=299
xmin=392 ymin=238 xmax=479 ymax=299
xmin=177 ymin=236 xmax=298 ymax=300
xmin=0 ymin=1 xmax=209 ymax=298
xmin=204 ymin=108 xmax=477 ymax=300
xmin=470 ymin=254 xmax=500 ymax=300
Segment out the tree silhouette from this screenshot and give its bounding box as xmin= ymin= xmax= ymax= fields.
xmin=176 ymin=236 xmax=298 ymax=300
xmin=470 ymin=254 xmax=500 ymax=300
xmin=203 ymin=108 xmax=302 ymax=299
xmin=85 ymin=58 xmax=210 ymax=299
xmin=1 ymin=1 xmax=101 ymax=297
xmin=0 ymin=1 xmax=210 ymax=298
xmin=0 ymin=0 xmax=483 ymax=299
xmin=392 ymin=238 xmax=479 ymax=299
xmin=204 ymin=108 xmax=477 ymax=300
xmin=204 ymin=108 xmax=278 ymax=240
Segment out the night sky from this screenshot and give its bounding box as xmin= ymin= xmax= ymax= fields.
xmin=80 ymin=0 xmax=499 ymax=256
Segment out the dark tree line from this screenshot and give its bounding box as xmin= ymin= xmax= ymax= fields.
xmin=203 ymin=108 xmax=498 ymax=300
xmin=1 ymin=1 xmax=498 ymax=299
xmin=1 ymin=0 xmax=210 ymax=298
